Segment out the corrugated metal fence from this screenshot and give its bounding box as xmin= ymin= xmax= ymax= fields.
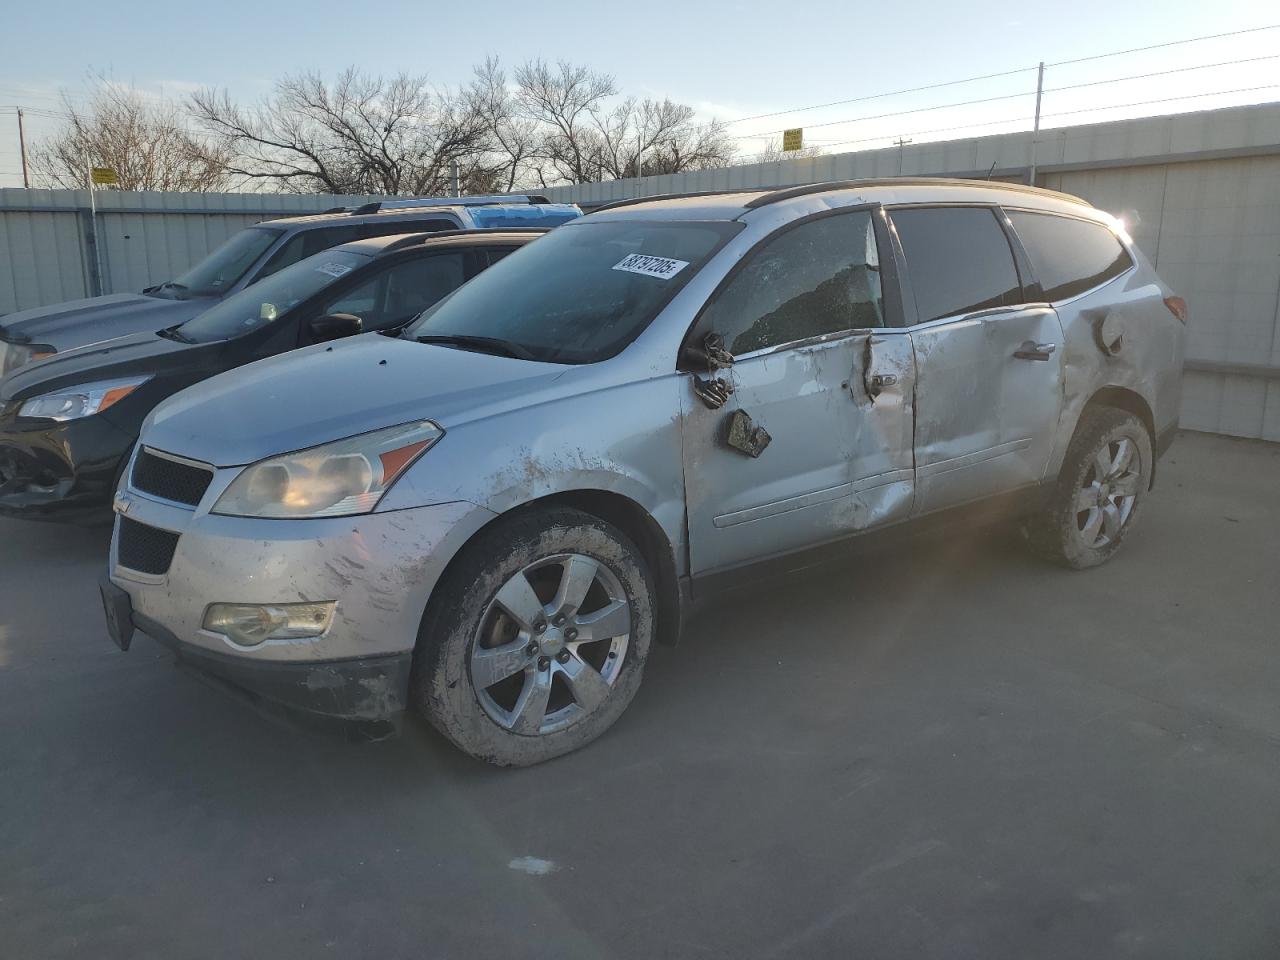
xmin=534 ymin=104 xmax=1280 ymax=441
xmin=0 ymin=189 xmax=381 ymax=314
xmin=2 ymin=104 xmax=1279 ymax=439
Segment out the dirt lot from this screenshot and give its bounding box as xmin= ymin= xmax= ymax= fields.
xmin=2 ymin=430 xmax=1278 ymax=959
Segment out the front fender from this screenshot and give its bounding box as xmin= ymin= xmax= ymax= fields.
xmin=376 ymin=375 xmax=689 ymax=573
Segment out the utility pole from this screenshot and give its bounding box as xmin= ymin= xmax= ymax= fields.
xmin=448 ymin=159 xmax=460 ymax=198
xmin=893 ymin=137 xmax=912 ymax=176
xmin=17 ymin=108 xmax=30 ymax=188
xmin=1028 ymin=61 xmax=1045 ymax=186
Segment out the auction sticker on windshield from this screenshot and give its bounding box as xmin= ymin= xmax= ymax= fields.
xmin=315 ymin=262 xmax=354 ymax=279
xmin=611 ymin=253 xmax=689 ymax=280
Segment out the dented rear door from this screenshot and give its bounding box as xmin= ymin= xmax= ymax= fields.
xmin=889 ymin=205 xmax=1065 ymax=516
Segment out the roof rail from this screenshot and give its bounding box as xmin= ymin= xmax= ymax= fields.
xmin=744 ymin=177 xmax=1090 ymax=209
xmin=320 ymin=206 xmax=351 ymax=214
xmin=376 ymin=227 xmax=552 ymax=253
xmin=350 ymin=195 xmax=550 ymax=215
xmin=591 ymin=189 xmax=764 ymax=213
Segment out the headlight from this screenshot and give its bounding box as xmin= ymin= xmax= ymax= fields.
xmin=18 ymin=376 xmax=149 ymax=421
xmin=0 ymin=341 xmax=56 ymax=377
xmin=212 ymin=420 xmax=443 ymax=519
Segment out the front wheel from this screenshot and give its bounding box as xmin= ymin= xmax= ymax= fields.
xmin=413 ymin=506 xmax=655 ymax=766
xmin=1022 ymin=407 xmax=1153 ymax=569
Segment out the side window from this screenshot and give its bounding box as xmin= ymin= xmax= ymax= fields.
xmin=319 ymin=253 xmax=467 ymax=332
xmin=700 ymin=210 xmax=884 ymax=356
xmin=483 ymin=247 xmax=517 ymax=266
xmin=1008 ymin=211 xmax=1133 ymax=301
xmin=361 ymin=218 xmax=459 ymax=240
xmin=890 ymin=207 xmax=1022 ymax=322
xmin=256 ymin=226 xmax=364 ymax=280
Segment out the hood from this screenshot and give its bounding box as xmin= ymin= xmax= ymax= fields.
xmin=0 ymin=292 xmax=212 ymax=354
xmin=0 ymin=329 xmax=200 ymax=402
xmin=143 ymin=333 xmax=569 ymax=466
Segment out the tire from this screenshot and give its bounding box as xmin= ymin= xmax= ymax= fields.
xmin=1022 ymin=407 xmax=1153 ymax=569
xmin=412 ymin=506 xmax=655 ymax=766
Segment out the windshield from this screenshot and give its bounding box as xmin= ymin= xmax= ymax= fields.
xmin=162 ymin=227 xmax=283 ymax=298
xmin=178 ymin=250 xmax=371 ymax=343
xmin=405 ymin=220 xmax=740 ymax=364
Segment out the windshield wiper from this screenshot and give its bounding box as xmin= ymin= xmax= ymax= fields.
xmin=415 ymin=334 xmax=537 ymax=361
xmin=156 ymin=324 xmax=195 ymax=344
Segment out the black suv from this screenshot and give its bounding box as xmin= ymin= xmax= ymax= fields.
xmin=0 ymin=197 xmax=580 ymax=376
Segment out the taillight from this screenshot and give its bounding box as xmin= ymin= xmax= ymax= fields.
xmin=1163 ymin=296 xmax=1188 ymax=324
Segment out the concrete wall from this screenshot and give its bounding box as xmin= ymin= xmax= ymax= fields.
xmin=0 ymin=189 xmax=381 ymax=314
xmin=533 ymin=103 xmax=1280 ymax=440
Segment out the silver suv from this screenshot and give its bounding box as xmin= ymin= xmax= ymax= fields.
xmin=102 ymin=179 xmax=1186 ymax=765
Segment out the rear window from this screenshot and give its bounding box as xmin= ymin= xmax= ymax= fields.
xmin=890 ymin=207 xmax=1023 ymax=322
xmin=1008 ymin=211 xmax=1133 ymax=301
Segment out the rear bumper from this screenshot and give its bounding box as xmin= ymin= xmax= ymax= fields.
xmin=133 ymin=608 xmax=414 ymax=723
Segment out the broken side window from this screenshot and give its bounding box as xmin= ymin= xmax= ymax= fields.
xmin=697 ymin=209 xmax=886 ymax=357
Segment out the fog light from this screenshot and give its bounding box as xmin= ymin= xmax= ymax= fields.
xmin=202 ymin=602 xmax=336 ymax=647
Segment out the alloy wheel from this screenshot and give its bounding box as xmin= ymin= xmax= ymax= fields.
xmin=470 ymin=554 xmax=631 ymax=736
xmin=1074 ymin=436 xmax=1142 ymax=549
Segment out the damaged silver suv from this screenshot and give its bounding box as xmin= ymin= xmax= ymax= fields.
xmin=102 ymin=179 xmax=1186 ymax=765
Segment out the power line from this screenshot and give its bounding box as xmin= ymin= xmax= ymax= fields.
xmin=725 ymin=66 xmax=1036 ymax=125
xmin=1040 ymin=83 xmax=1280 ymax=120
xmin=1047 ymin=23 xmax=1280 ymax=67
xmin=1044 ymin=53 xmax=1280 ymax=95
xmin=746 ymin=82 xmax=1280 ymax=158
xmin=733 ymin=49 xmax=1279 ymax=146
xmin=726 ymin=22 xmax=1280 ymax=133
xmin=734 ymin=88 xmax=1036 ymax=141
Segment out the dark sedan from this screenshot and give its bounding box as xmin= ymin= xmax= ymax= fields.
xmin=0 ymin=229 xmax=543 ymax=522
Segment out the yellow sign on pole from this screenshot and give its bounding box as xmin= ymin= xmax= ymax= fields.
xmin=782 ymin=128 xmax=804 ymax=152
xmin=90 ymin=167 xmax=118 ymax=186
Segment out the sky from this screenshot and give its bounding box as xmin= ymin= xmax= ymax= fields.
xmin=1 ymin=0 xmax=1278 ymax=188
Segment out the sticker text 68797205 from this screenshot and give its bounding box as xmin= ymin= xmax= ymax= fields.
xmin=611 ymin=253 xmax=690 ymax=280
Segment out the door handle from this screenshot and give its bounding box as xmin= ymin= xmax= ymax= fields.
xmin=1013 ymin=341 xmax=1056 ymax=361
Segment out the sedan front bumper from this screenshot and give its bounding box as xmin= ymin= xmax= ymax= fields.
xmin=0 ymin=413 xmax=134 ymax=521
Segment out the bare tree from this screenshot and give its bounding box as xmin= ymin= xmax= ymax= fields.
xmin=740 ymin=140 xmax=826 ymax=165
xmin=510 ymin=59 xmax=736 ymax=186
xmin=30 ymin=82 xmax=228 ymax=191
xmin=592 ymin=97 xmax=736 ymax=180
xmin=514 ymin=59 xmax=616 ymax=185
xmin=468 ymin=57 xmax=542 ymax=193
xmin=191 ymin=69 xmax=494 ymax=195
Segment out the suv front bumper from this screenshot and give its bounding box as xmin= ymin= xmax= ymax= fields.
xmin=106 ymin=489 xmax=496 ymax=723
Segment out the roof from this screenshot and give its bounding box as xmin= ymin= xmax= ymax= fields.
xmin=587 ymin=178 xmax=1092 ymax=222
xmin=266 ymin=197 xmax=578 ymax=228
xmin=334 ymin=228 xmax=547 ymax=257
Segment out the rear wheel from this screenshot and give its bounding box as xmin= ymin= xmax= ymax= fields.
xmin=413 ymin=506 xmax=655 ymax=766
xmin=1022 ymin=407 xmax=1152 ymax=569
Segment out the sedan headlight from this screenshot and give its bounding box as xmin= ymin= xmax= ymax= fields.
xmin=212 ymin=420 xmax=443 ymax=519
xmin=1 ymin=341 xmax=56 ymax=377
xmin=19 ymin=376 xmax=149 ymax=421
